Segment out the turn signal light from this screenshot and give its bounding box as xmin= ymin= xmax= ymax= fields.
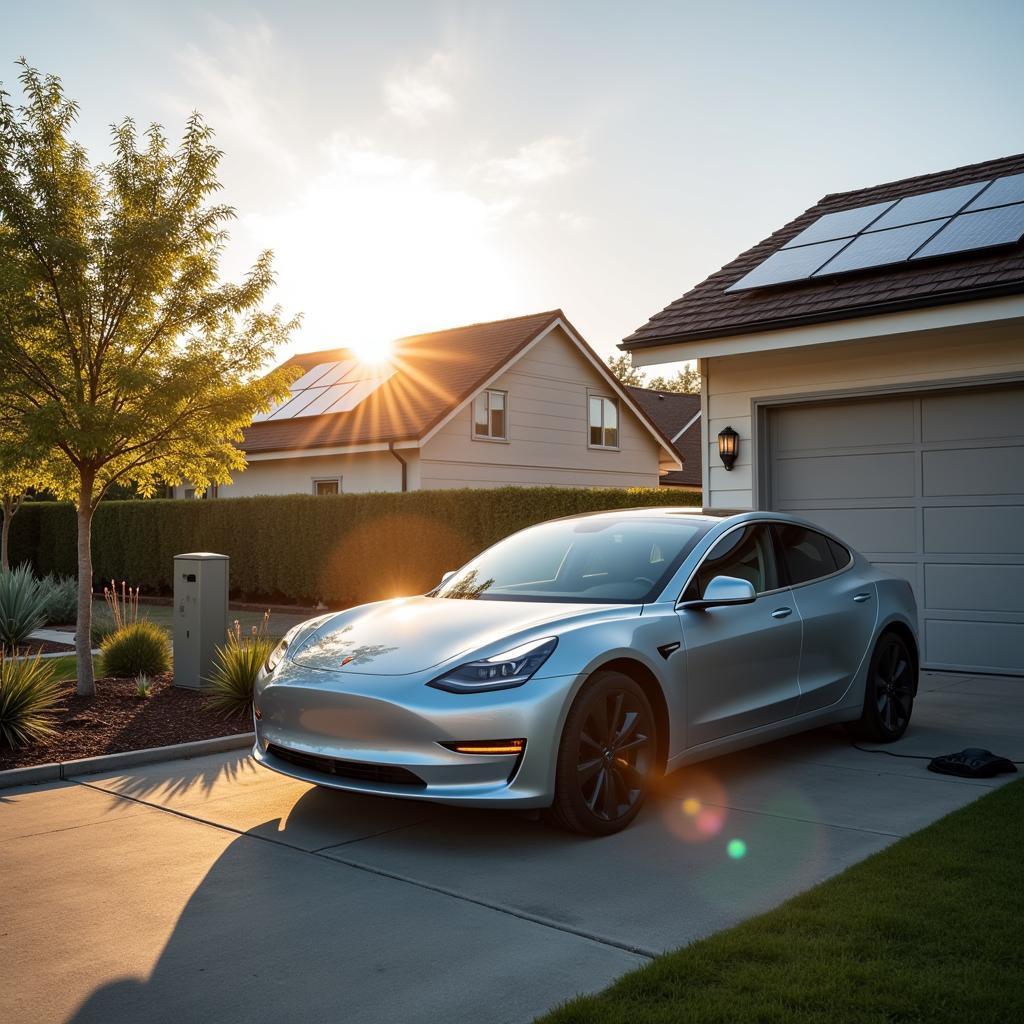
xmin=442 ymin=739 xmax=526 ymax=755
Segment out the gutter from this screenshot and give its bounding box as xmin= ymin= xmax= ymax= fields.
xmin=620 ymin=280 xmax=1024 ymax=351
xmin=388 ymin=441 xmax=408 ymax=491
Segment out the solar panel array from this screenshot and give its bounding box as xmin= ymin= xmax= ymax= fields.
xmin=252 ymin=358 xmax=396 ymax=422
xmin=727 ymin=172 xmax=1024 ymax=293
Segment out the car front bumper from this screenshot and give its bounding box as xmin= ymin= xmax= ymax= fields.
xmin=251 ymin=664 xmax=577 ymax=808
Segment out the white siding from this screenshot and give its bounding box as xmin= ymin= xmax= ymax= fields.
xmin=419 ymin=324 xmax=665 ymax=489
xmin=174 ymin=449 xmax=418 ymax=498
xmin=701 ymin=319 xmax=1024 ymax=509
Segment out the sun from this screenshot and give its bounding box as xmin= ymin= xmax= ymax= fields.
xmin=347 ymin=334 xmax=395 ymax=364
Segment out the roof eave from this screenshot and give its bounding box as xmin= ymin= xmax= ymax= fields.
xmin=621 ymin=280 xmax=1024 ymax=351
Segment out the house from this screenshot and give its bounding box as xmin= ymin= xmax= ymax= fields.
xmin=625 ymin=386 xmax=701 ymax=490
xmin=622 ymin=152 xmax=1024 ymax=676
xmin=174 ymin=310 xmax=680 ymax=499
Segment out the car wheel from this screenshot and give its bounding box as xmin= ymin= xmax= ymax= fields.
xmin=546 ymin=670 xmax=657 ymax=836
xmin=848 ymin=631 xmax=916 ymax=742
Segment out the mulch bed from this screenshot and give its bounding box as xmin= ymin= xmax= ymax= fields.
xmin=11 ymin=638 xmax=77 ymax=656
xmin=0 ymin=675 xmax=252 ymax=771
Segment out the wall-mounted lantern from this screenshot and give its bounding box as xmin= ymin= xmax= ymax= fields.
xmin=718 ymin=425 xmax=739 ymax=471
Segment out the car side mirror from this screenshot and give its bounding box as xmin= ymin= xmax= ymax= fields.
xmin=440 ymin=570 xmax=456 ymax=585
xmin=679 ymin=575 xmax=757 ymax=610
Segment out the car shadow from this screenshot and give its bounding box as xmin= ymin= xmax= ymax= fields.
xmin=60 ymin=785 xmax=582 ymax=1024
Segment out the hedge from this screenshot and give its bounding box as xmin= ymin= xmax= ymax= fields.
xmin=8 ymin=487 xmax=701 ymax=608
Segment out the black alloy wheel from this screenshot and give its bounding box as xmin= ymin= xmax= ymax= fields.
xmin=849 ymin=631 xmax=916 ymax=742
xmin=547 ymin=671 xmax=656 ymax=835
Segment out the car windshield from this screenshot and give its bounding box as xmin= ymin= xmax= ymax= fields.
xmin=432 ymin=517 xmax=710 ymax=604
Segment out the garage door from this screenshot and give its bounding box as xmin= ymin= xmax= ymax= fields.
xmin=767 ymin=384 xmax=1024 ymax=675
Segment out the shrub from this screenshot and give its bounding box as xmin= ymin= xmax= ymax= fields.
xmin=38 ymin=573 xmax=78 ymax=626
xmin=8 ymin=488 xmax=702 ymax=607
xmin=0 ymin=654 xmax=63 ymax=748
xmin=100 ymin=621 xmax=171 ymax=678
xmin=0 ymin=564 xmax=50 ymax=652
xmin=206 ymin=615 xmax=273 ymax=716
xmin=134 ymin=673 xmax=151 ymax=699
xmin=90 ymin=612 xmax=117 ymax=648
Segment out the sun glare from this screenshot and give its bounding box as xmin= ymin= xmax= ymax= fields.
xmin=348 ymin=335 xmax=395 ymax=365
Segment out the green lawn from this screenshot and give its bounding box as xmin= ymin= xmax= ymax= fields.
xmin=538 ymin=779 xmax=1023 ymax=1024
xmin=46 ymin=655 xmax=103 ymax=682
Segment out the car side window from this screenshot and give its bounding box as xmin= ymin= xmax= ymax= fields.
xmin=828 ymin=538 xmax=852 ymax=569
xmin=774 ymin=524 xmax=841 ymax=585
xmin=683 ymin=525 xmax=779 ymax=600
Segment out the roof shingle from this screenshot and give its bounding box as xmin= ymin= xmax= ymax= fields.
xmin=243 ymin=311 xmax=561 ymax=454
xmin=625 ymin=386 xmax=700 ymax=487
xmin=623 ymin=152 xmax=1024 ymax=349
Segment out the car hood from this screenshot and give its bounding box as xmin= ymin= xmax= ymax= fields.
xmin=288 ymin=596 xmax=632 ymax=676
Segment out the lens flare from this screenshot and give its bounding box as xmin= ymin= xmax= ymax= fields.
xmin=696 ymin=807 xmax=725 ymax=836
xmin=727 ymin=838 xmax=747 ymax=860
xmin=664 ymin=769 xmax=729 ymax=843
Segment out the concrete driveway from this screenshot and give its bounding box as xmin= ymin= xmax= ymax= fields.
xmin=2 ymin=672 xmax=1020 ymax=1024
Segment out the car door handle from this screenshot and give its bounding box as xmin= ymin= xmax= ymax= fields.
xmin=853 ymin=593 xmax=872 ymax=603
xmin=771 ymin=607 xmax=793 ymax=619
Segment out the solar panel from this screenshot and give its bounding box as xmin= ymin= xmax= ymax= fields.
xmin=912 ymin=203 xmax=1024 ymax=260
xmin=310 ymin=359 xmax=357 ymax=387
xmin=727 ymin=172 xmax=1024 ymax=293
xmin=966 ymin=172 xmax=1024 ymax=212
xmin=252 ymin=358 xmax=397 ymax=421
xmin=782 ymin=200 xmax=894 ymax=249
xmin=813 ymin=220 xmax=945 ymax=276
xmin=725 ymin=237 xmax=849 ymax=292
xmin=289 ymin=362 xmax=338 ymax=390
xmin=867 ymin=181 xmax=989 ymax=232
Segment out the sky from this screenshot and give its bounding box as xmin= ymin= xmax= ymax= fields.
xmin=6 ymin=0 xmax=1024 ymax=367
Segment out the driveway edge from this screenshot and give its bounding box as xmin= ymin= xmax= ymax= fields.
xmin=0 ymin=733 xmax=254 ymax=790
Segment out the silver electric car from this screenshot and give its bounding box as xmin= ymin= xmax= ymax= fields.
xmin=253 ymin=509 xmax=919 ymax=835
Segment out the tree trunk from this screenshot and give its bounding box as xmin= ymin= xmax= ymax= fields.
xmin=76 ymin=479 xmax=96 ymax=697
xmin=0 ymin=497 xmax=11 ymax=572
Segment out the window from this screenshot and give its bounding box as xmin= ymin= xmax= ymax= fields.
xmin=773 ymin=524 xmax=842 ymax=585
xmin=473 ymin=389 xmax=508 ymax=440
xmin=589 ymin=395 xmax=619 ymax=448
xmin=433 ymin=517 xmax=709 ymax=604
xmin=683 ymin=524 xmax=779 ymax=600
xmin=313 ymin=478 xmax=341 ymax=496
xmin=183 ymin=487 xmax=196 ymax=500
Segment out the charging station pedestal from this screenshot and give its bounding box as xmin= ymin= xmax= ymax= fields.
xmin=173 ymin=552 xmax=229 ymax=689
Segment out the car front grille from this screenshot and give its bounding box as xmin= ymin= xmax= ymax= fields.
xmin=267 ymin=744 xmax=427 ymax=789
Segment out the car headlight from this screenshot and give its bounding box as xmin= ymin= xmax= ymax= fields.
xmin=264 ymin=622 xmax=308 ymax=675
xmin=427 ymin=637 xmax=558 ymax=694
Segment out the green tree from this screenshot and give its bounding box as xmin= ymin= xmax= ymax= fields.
xmin=607 ymin=351 xmax=701 ymax=395
xmin=648 ymin=364 xmax=700 ymax=394
xmin=605 ymin=353 xmax=647 ymax=387
xmin=0 ymin=457 xmax=43 ymax=572
xmin=0 ymin=62 xmax=298 ymax=694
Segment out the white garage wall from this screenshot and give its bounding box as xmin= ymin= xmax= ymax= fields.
xmin=703 ymin=319 xmax=1024 ymax=509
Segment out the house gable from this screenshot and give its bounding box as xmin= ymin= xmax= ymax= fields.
xmin=419 ymin=323 xmax=677 ymax=489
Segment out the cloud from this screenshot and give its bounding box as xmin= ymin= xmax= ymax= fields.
xmin=383 ymin=52 xmax=456 ymax=125
xmin=475 ymin=136 xmax=586 ymax=186
xmin=169 ymin=20 xmax=298 ymax=174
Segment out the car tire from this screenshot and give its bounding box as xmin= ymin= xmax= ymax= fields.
xmin=847 ymin=631 xmax=916 ymax=743
xmin=545 ymin=670 xmax=657 ymax=836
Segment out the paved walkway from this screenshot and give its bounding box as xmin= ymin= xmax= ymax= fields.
xmin=2 ymin=672 xmax=1020 ymax=1024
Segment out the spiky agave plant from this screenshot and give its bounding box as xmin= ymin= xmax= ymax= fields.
xmin=0 ymin=564 xmax=50 ymax=652
xmin=205 ymin=633 xmax=274 ymax=717
xmin=0 ymin=654 xmax=64 ymax=748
